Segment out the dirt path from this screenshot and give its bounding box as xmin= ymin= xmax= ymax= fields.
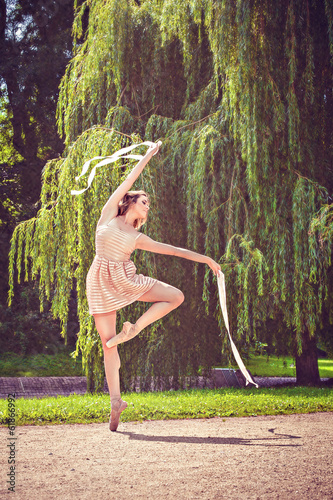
xmin=1 ymin=412 xmax=333 ymax=499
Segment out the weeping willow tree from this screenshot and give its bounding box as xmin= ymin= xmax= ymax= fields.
xmin=8 ymin=0 xmax=333 ymax=389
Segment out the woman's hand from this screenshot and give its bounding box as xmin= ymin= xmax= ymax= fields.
xmin=206 ymin=257 xmax=221 ymax=276
xmin=146 ymin=141 xmax=161 ymax=158
xmin=97 ymin=141 xmax=162 ymax=227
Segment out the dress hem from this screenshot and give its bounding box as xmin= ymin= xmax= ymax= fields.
xmin=88 ymin=278 xmax=158 ymax=316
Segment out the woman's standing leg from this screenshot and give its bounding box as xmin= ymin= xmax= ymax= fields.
xmin=94 ymin=311 xmax=127 ymax=431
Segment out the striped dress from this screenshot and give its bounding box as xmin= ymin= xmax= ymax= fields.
xmin=86 ymin=217 xmax=157 ymax=315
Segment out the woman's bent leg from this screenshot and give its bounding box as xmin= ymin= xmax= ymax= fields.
xmin=136 ymin=281 xmax=184 ymax=330
xmin=106 ymin=281 xmax=184 ymax=348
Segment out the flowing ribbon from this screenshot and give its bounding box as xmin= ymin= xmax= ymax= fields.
xmin=71 ymin=141 xmax=157 ymax=195
xmin=217 ymin=271 xmax=259 ymax=388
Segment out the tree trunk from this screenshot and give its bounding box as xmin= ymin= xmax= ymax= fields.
xmin=295 ymin=330 xmax=320 ymax=386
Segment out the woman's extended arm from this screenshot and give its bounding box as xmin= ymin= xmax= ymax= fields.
xmin=136 ymin=234 xmax=221 ymax=276
xmin=97 ymin=142 xmax=160 ymax=227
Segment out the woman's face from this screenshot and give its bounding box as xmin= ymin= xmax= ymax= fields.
xmin=134 ymin=194 xmax=150 ymax=219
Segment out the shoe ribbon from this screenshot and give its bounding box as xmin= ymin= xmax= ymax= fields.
xmin=71 ymin=141 xmax=157 ymax=196
xmin=217 ymin=271 xmax=259 ymax=388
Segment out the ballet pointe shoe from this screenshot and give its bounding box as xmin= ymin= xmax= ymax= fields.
xmin=109 ymin=398 xmax=128 ymax=432
xmin=106 ymin=322 xmax=140 ymax=348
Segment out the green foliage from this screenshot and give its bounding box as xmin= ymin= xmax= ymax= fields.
xmin=1 ymin=387 xmax=333 ymax=426
xmin=0 ymin=1 xmax=76 ymax=356
xmin=0 ymin=351 xmax=82 ymax=377
xmin=0 ymin=97 xmax=23 ymax=167
xmin=309 ymin=204 xmax=333 ymax=266
xmin=8 ymin=0 xmax=333 ymax=389
xmin=0 ymin=96 xmax=24 ymax=226
xmin=0 ymin=0 xmax=74 ymax=164
xmin=0 ymin=282 xmax=74 ymax=356
xmin=224 ymin=355 xmax=333 ymax=378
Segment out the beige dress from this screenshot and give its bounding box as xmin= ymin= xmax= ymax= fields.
xmin=86 ymin=218 xmax=157 ymax=315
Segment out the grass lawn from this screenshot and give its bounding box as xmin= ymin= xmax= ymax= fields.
xmin=224 ymin=355 xmax=333 ymax=378
xmin=1 ymin=352 xmax=332 ymax=378
xmin=0 ymin=387 xmax=332 ymax=427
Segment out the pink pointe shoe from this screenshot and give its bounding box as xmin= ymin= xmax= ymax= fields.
xmin=109 ymin=398 xmax=128 ymax=432
xmin=106 ymin=322 xmax=139 ymax=348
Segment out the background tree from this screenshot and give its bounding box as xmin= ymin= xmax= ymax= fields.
xmin=0 ymin=0 xmax=75 ymax=354
xmin=0 ymin=0 xmax=74 ymax=202
xmin=8 ymin=0 xmax=333 ymax=389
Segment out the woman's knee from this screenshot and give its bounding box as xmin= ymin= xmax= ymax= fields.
xmin=172 ymin=288 xmax=185 ymax=306
xmin=93 ymin=312 xmax=117 ymax=345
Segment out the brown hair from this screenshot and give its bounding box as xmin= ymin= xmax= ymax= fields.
xmin=117 ymin=190 xmax=149 ymax=229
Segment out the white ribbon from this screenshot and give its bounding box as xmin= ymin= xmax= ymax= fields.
xmin=217 ymin=271 xmax=259 ymax=388
xmin=71 ymin=141 xmax=157 ymax=195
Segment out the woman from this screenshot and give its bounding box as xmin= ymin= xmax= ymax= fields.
xmin=86 ymin=142 xmax=221 ymax=431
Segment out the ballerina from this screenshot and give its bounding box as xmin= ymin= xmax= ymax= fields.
xmin=85 ymin=142 xmax=221 ymax=431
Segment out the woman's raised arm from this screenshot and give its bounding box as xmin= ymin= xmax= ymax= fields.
xmin=97 ymin=142 xmax=160 ymax=227
xmin=136 ymin=234 xmax=221 ymax=276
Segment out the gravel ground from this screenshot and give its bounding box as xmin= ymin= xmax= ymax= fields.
xmin=1 ymin=412 xmax=333 ymax=499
